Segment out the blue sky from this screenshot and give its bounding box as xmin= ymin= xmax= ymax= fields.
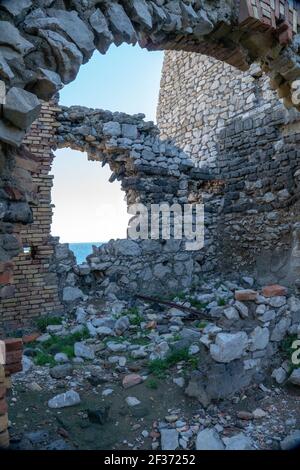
xmin=58 ymin=44 xmax=164 ymax=121
xmin=51 ymin=45 xmax=164 ymax=243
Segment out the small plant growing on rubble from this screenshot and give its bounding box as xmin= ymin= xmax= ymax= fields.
xmin=125 ymin=307 xmax=143 ymax=326
xmin=196 ymin=320 xmax=208 ymax=329
xmin=35 ymin=351 xmax=56 ymax=367
xmin=33 ymin=327 xmax=90 ymax=364
xmin=217 ymin=297 xmax=226 ymax=306
xmin=189 ymin=298 xmax=207 ymax=310
xmin=146 ymin=378 xmax=158 ymax=389
xmin=35 ymin=315 xmax=63 ymax=333
xmin=148 ymin=347 xmax=194 ymax=378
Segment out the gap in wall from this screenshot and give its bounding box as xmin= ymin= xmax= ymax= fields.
xmin=50 ymin=148 xmax=130 ymax=264
xmin=51 ymin=45 xmax=164 ymax=263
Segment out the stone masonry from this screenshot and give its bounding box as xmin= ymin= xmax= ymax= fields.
xmin=0 ymin=101 xmax=62 ymax=333
xmin=158 ymin=51 xmax=300 ymax=284
xmin=3 ymin=51 xmax=300 ymax=327
xmin=1 ymin=1 xmax=300 ymax=148
xmin=1 ymin=0 xmax=300 ymax=306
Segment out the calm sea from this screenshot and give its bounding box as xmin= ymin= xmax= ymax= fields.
xmin=69 ymin=242 xmax=103 ymax=264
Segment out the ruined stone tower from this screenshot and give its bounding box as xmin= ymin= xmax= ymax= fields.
xmin=158 ymin=51 xmax=300 ymax=284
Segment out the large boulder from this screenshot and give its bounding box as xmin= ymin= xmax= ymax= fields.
xmin=47 ymin=9 xmax=95 ymax=60
xmin=0 ymin=21 xmax=34 ymax=54
xmin=0 ymin=120 xmax=25 ymax=146
xmin=39 ymin=29 xmax=83 ymax=84
xmin=3 ymin=87 xmax=41 ymax=130
xmin=185 ymin=361 xmax=254 ymax=406
xmin=0 ymin=0 xmax=33 ymax=17
xmin=224 ymin=433 xmax=254 ymax=450
xmin=106 ymin=2 xmax=137 ymax=46
xmin=210 ymin=332 xmax=248 ymax=363
xmin=281 ymin=430 xmax=300 ymax=450
xmin=89 ymin=9 xmax=114 ymax=54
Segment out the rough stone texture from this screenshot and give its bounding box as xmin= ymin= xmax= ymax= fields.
xmin=48 ymin=390 xmax=81 ymax=409
xmin=196 ymin=428 xmax=224 ymax=450
xmin=3 ymin=88 xmax=41 ymax=131
xmin=288 ymin=369 xmax=300 ymax=386
xmin=210 ymin=332 xmax=248 ymax=363
xmin=0 ymin=101 xmax=62 ymax=331
xmin=158 ymin=51 xmax=300 ymax=285
xmin=0 ymin=1 xmax=299 ymax=147
xmin=280 ymin=430 xmax=300 ymax=450
xmin=160 ymin=428 xmax=179 ymax=451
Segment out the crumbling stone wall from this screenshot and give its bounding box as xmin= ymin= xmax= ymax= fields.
xmin=0 ymin=100 xmax=223 ymax=328
xmin=158 ymin=51 xmax=300 ymax=283
xmin=0 ymin=0 xmax=300 ymax=149
xmin=55 ymin=104 xmax=223 ymax=301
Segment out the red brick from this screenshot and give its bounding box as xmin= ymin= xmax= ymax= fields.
xmin=235 ymin=289 xmax=258 ymax=301
xmin=5 ymin=350 xmax=22 ymax=364
xmin=5 ymin=363 xmax=22 ymax=375
xmin=23 ymin=332 xmax=40 ymax=344
xmin=0 ymin=386 xmax=5 ymax=400
xmin=262 ymin=285 xmax=288 ymax=298
xmin=0 ymin=271 xmax=13 ymax=285
xmin=122 ymin=374 xmax=143 ymax=389
xmin=4 ymin=338 xmax=23 ymax=352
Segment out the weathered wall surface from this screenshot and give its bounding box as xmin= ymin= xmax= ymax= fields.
xmin=0 ymin=100 xmax=223 ymax=328
xmin=0 ymin=0 xmax=300 ymax=148
xmin=54 ymin=104 xmax=223 ymax=301
xmin=0 ymin=101 xmax=62 ymax=333
xmin=158 ymin=51 xmax=300 ymax=283
xmin=1 ymin=0 xmax=300 ymax=316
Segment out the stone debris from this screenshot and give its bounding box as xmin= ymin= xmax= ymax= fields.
xmin=223 ymin=433 xmax=254 ymax=450
xmin=280 ymin=430 xmax=300 ymax=450
xmin=160 ymin=429 xmax=179 ymax=451
xmin=122 ymin=374 xmax=143 ymax=389
xmin=288 ymin=369 xmax=300 ymax=386
xmin=74 ymin=342 xmax=95 ymax=360
xmin=6 ymin=275 xmax=300 ymax=450
xmin=126 ymin=397 xmax=141 ymax=407
xmin=235 ymin=290 xmax=258 ymax=301
xmin=196 ymin=428 xmax=224 ymax=450
xmin=210 ymin=332 xmax=248 ymax=363
xmin=48 ymin=390 xmax=81 ymax=409
xmin=262 ymin=285 xmax=288 ymax=298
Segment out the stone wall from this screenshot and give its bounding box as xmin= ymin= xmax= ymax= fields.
xmin=0 ymin=101 xmax=62 ymax=332
xmin=0 ymin=99 xmax=223 ymax=329
xmin=1 ymin=0 xmax=300 ymax=149
xmin=158 ymin=51 xmax=300 ymax=283
xmin=54 ymin=104 xmax=224 ymax=302
xmin=1 ymin=1 xmax=300 ymax=315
